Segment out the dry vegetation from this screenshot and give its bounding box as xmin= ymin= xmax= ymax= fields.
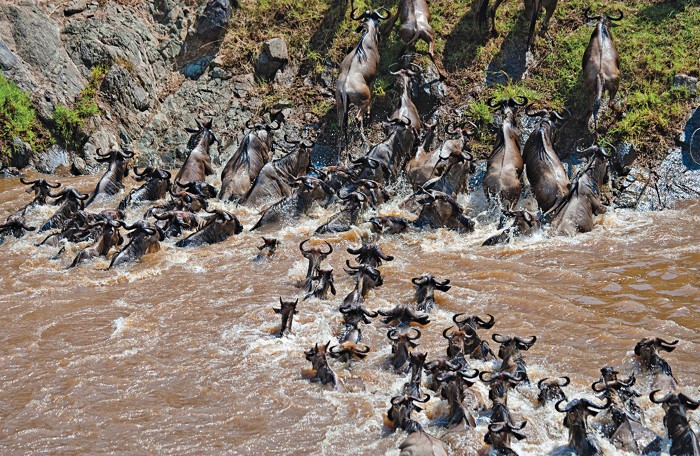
xmin=218 ymin=0 xmax=699 ymax=163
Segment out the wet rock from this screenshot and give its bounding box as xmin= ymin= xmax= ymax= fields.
xmin=232 ymin=73 xmax=255 ymax=97
xmin=680 ymin=107 xmax=700 ymax=166
xmin=71 ymin=156 xmax=89 ymax=175
xmin=673 ymin=74 xmax=698 ymax=98
xmin=635 ymin=149 xmax=700 ymax=211
xmin=9 ymin=138 xmax=32 ymax=169
xmin=181 ymin=55 xmax=213 ymax=80
xmin=195 ymin=0 xmax=232 ymax=41
xmin=64 ymin=0 xmax=88 ymax=16
xmin=256 ymin=38 xmax=288 ymax=81
xmin=102 ymin=65 xmax=152 ymax=112
xmin=33 ymin=145 xmax=69 ymax=174
xmin=0 ymin=40 xmax=18 ymax=70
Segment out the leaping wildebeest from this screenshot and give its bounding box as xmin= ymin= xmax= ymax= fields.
xmin=173 ymin=119 xmax=220 ymax=193
xmin=85 ymin=148 xmax=134 ymax=207
xmin=582 ymin=8 xmax=622 ymax=132
xmin=336 ymin=8 xmax=390 ymax=153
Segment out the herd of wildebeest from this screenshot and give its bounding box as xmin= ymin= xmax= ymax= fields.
xmin=0 ymin=0 xmax=697 ymax=455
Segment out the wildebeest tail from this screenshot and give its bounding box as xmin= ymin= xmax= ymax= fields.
xmin=593 ymin=73 xmax=604 ymax=132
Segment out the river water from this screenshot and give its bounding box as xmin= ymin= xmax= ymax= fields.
xmin=0 ymin=172 xmax=698 ymax=455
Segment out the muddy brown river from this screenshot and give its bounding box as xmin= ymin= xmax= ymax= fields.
xmin=0 ymin=172 xmax=698 ymax=455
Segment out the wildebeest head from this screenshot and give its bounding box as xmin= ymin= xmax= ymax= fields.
xmin=493 ymin=334 xmax=537 ymax=360
xmin=487 ymin=97 xmax=528 ymax=124
xmin=584 ymin=7 xmax=624 ymax=27
xmin=480 ymin=371 xmax=525 ymax=403
xmin=556 ymin=396 xmax=611 ymax=432
xmin=272 ymin=297 xmax=298 ymax=337
xmin=347 ymin=241 xmax=394 ymax=267
xmin=339 ymin=301 xmax=378 ymax=327
xmin=185 ymin=118 xmax=220 ymax=151
xmin=0 ymin=216 xmax=36 ymax=239
xmin=304 ymin=341 xmax=338 ymax=388
xmin=634 ymin=337 xmax=678 ymax=376
xmin=412 ymin=274 xmax=451 ymax=313
xmin=95 ymin=147 xmax=135 ymax=164
xmin=257 ymin=237 xmax=279 ymax=258
xmin=368 ymin=215 xmax=409 ymax=235
xmin=415 ymin=189 xmax=474 ymax=232
xmin=175 ymin=180 xmax=218 ymax=199
xmin=442 ymin=326 xmax=469 ymax=360
xmin=538 ymin=376 xmax=570 ymax=406
xmin=294 ymin=176 xmax=335 ymax=207
xmin=245 ymin=117 xmax=282 ymax=151
xmin=20 ymin=178 xmax=61 ymax=205
xmin=484 ymin=421 xmax=527 ymax=453
xmin=299 ymin=239 xmax=333 ymax=291
xmin=650 ymin=389 xmax=700 ymax=455
xmin=133 ymin=166 xmax=172 ymax=182
xmin=386 ymin=393 xmax=429 ymax=432
xmin=329 ymin=341 xmax=371 ymax=363
xmin=388 ymin=327 xmax=421 ymax=372
xmin=48 ymin=187 xmax=90 ymax=207
xmin=378 ymin=304 xmax=430 ymax=326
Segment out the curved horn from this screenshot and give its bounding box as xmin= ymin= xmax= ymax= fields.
xmin=656 ymin=338 xmax=679 ymax=347
xmin=349 ymin=8 xmax=366 ymax=20
xmin=558 ymin=376 xmax=571 ymax=387
xmin=412 ymin=276 xmax=428 ymax=286
xmin=591 ymin=380 xmax=606 ymax=392
xmin=552 ymin=108 xmax=571 ymax=121
xmin=442 ymin=327 xmax=454 ymax=340
xmin=375 ymin=7 xmax=390 ymax=20
xmin=512 ymin=96 xmax=528 ymax=106
xmin=299 ymin=239 xmax=310 ymax=253
xmin=152 ymin=211 xmax=172 ymax=222
xmin=555 ymin=399 xmax=573 ymax=413
xmin=492 ymin=334 xmax=512 ymax=344
xmin=452 ymin=313 xmax=468 ymax=325
xmin=525 ymin=103 xmax=548 ymax=118
xmin=538 ymin=378 xmax=549 ymax=389
xmin=487 ymin=98 xmax=505 ymax=108
xmin=476 ymin=314 xmax=495 ymax=328
xmin=355 ymin=344 xmax=371 ymax=354
xmin=20 ymin=178 xmax=37 ymax=185
xmin=408 ymin=328 xmax=422 ymax=340
xmin=515 ymin=335 xmax=537 ymax=345
xmin=608 ymin=9 xmax=623 ymax=21
xmin=268 ymin=119 xmax=282 ymax=131
xmin=585 ymin=7 xmax=602 ymax=21
xmin=321 ymin=241 xmax=333 ymax=255
xmin=584 ymin=397 xmax=611 ymax=410
xmin=479 ymin=371 xmax=498 ymax=383
xmin=284 ymin=134 xmax=300 ymax=145
xmin=47 ymin=181 xmax=61 ymax=188
xmin=650 ymin=390 xmax=672 ymax=404
xmin=95 ymin=148 xmax=111 ymax=157
xmin=387 ymin=328 xmax=399 ymax=341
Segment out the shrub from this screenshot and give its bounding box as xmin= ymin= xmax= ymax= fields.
xmin=0 ymin=73 xmax=37 ymax=161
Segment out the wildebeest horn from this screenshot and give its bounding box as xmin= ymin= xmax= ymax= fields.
xmin=388 ymin=63 xmax=401 ymax=75
xmin=387 ymin=329 xmax=399 ymax=341
xmin=511 ymin=96 xmax=528 ymax=106
xmin=656 ymin=338 xmax=679 ymax=349
xmin=461 ymin=368 xmax=480 ymax=379
xmin=299 ymin=238 xmax=311 ymax=253
xmin=479 ymin=371 xmax=499 ymax=383
xmin=679 ymin=394 xmax=700 ymax=410
xmin=555 ymin=399 xmax=573 ymax=413
xmin=584 ymin=7 xmax=602 ymax=21
xmin=375 ymin=7 xmax=390 ymax=20
xmin=608 ymin=9 xmax=623 ymax=21
xmin=345 ymin=259 xmax=360 ymax=270
xmin=20 ymin=177 xmax=37 ymax=185
xmin=355 ymin=344 xmax=371 ymax=354
xmin=487 ymin=98 xmax=505 ymax=108
xmin=328 ymin=345 xmax=342 ymax=357
xmin=411 ymin=393 xmax=430 ymax=403
xmin=650 ymin=390 xmax=672 ymax=404
xmin=538 ymin=378 xmax=549 ymax=389
xmin=408 ymin=328 xmax=421 ymax=340
xmin=350 ymin=8 xmax=366 ymax=20
xmin=452 ymin=313 xmax=467 ymax=325
xmin=284 ymin=134 xmax=299 ymax=145
xmin=476 ymin=314 xmax=495 ymax=328
xmin=591 ymin=380 xmax=606 ymax=392
xmin=120 ymin=150 xmax=135 ymax=158
xmin=525 ymin=103 xmax=548 ymax=117
xmin=412 ymin=276 xmax=428 ymax=286
xmin=321 ymin=241 xmax=332 ymax=255
xmin=552 ymin=108 xmax=571 ymax=121
xmin=515 ymin=335 xmax=537 ymax=345
xmin=442 ymin=327 xmax=454 ymax=339
xmin=492 ymin=334 xmax=512 ymax=344
xmin=96 ymin=148 xmax=111 ymax=157
xmin=558 ymin=376 xmax=571 ymax=387
xmin=445 ymin=121 xmax=460 ymax=135
xmin=76 ymin=191 xmax=90 ymax=200
xmin=362 ymin=307 xmax=378 ymax=317
xmin=583 ymin=397 xmax=611 ymax=410
xmin=268 ymin=119 xmax=282 ymax=131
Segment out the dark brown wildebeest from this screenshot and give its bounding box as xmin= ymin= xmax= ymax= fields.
xmin=368 ymin=215 xmax=410 ymax=235
xmin=412 ymin=274 xmax=451 ymax=312
xmin=347 ymin=241 xmax=394 ymax=267
xmin=424 ymin=357 xmax=463 ymax=392
xmin=480 ymin=371 xmax=524 ymax=426
xmin=634 ymin=337 xmax=679 ymax=393
xmin=304 ymin=341 xmax=339 ymax=389
xmin=483 ymin=97 xmax=527 ymax=210
xmin=304 ymin=268 xmax=336 ymax=301
xmin=442 ymin=326 xmax=470 ymax=360
xmin=479 ymin=421 xmax=527 ymax=456
xmin=453 ymin=313 xmax=496 ymax=360
xmin=173 ymin=119 xmax=219 ymax=193
xmin=388 ymin=327 xmax=421 ymax=372
xmin=298 ymin=239 xmax=333 ymax=292
xmin=85 ymin=148 xmax=134 ymax=207
xmin=398 ymin=430 xmax=448 ymax=456
xmin=582 ymin=8 xmax=622 ymax=132
xmin=0 ymin=215 xmax=35 ymax=245
xmin=650 ymin=390 xmax=699 ymax=456
xmin=386 ymin=393 xmax=430 ymax=433
xmin=344 ymin=260 xmax=383 ymax=299
xmin=253 ymin=237 xmax=279 ymax=261
xmin=175 ymin=209 xmax=243 ymax=247
xmin=414 ymin=189 xmax=474 ymax=233
xmin=492 ymin=333 xmax=536 ymax=383
xmin=336 ymin=8 xmax=390 ymax=151
xmin=272 ymin=297 xmax=298 ymax=337
xmin=555 ymin=397 xmax=611 ymax=456
xmin=108 ymin=220 xmax=164 ymax=269
xmin=482 ymin=209 xmax=541 ymax=246
xmin=40 ymin=187 xmax=90 ymax=232
xmin=315 ymin=191 xmax=368 ymax=234
xmin=118 ymin=166 xmax=172 ymax=210
xmin=68 ymin=219 xmax=124 ymax=269
xmin=354 ymin=117 xmax=415 ymax=185
xmin=549 ymin=144 xmax=610 ymax=236
xmin=396 ymin=0 xmax=443 ymax=77
xmin=389 ymin=66 xmax=421 ymax=135
xmin=435 ymin=368 xmax=481 ymax=428
xmin=219 ymin=118 xmax=280 ymax=201
xmin=329 ymin=341 xmax=370 ymax=363
xmin=537 ymin=376 xmax=570 ymax=406
xmin=522 ymin=106 xmax=570 ymax=212
xmin=378 ymin=304 xmax=430 ymax=327
xmin=239 ymin=136 xmax=313 ymax=207
xmin=19 ymin=178 xmax=61 ymax=212
xmin=152 ymin=210 xmax=201 ymax=238
xmin=403 ymin=351 xmax=427 ymax=399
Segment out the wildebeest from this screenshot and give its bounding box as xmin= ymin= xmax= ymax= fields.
xmin=421 ymin=145 xmax=475 ymax=198
xmin=173 ymin=119 xmax=219 ymax=192
xmin=328 ymin=341 xmax=370 ymax=363
xmin=108 ymin=220 xmax=164 ymax=269
xmin=304 ymin=268 xmax=336 ymax=301
xmin=412 ymin=274 xmax=450 ymax=312
xmin=272 ymin=297 xmax=298 ymax=337
xmin=479 ymin=421 xmax=527 ymax=456
xmin=398 ymin=430 xmax=448 ymax=456
xmin=315 ymin=191 xmax=368 ymax=234
xmin=634 ymin=337 xmax=679 ymax=392
xmin=19 ymin=178 xmax=61 ymax=212
xmin=239 ymin=135 xmax=313 ymax=207
xmin=649 ymin=390 xmax=699 ymax=456
xmin=386 ymin=393 xmax=430 ymax=432
xmin=403 ymin=351 xmax=427 ymax=398
xmin=253 ymin=237 xmax=279 ymax=261
xmin=442 ymin=326 xmax=470 ymax=361
xmin=347 ymin=241 xmax=394 ymax=267
xmin=85 ymin=148 xmax=134 ymax=207
xmin=336 ymin=8 xmax=389 ymax=151
xmin=175 ymin=180 xmax=218 ymax=199
xmin=369 ymin=215 xmax=410 ymax=235
xmin=549 ymin=144 xmax=610 ymax=236
xmin=175 ymin=209 xmax=243 ymax=247
xmin=0 ymin=216 xmax=36 ymax=244
xmin=480 ymin=370 xmax=525 ymax=426
xmin=482 ymin=209 xmax=541 ymax=246
xmin=219 ymin=118 xmax=280 ymax=201
xmin=343 ymin=260 xmax=383 ymax=300
xmin=414 ymin=190 xmax=474 ymax=233
xmin=582 ymin=8 xmax=622 ymax=131
xmin=388 ymin=327 xmax=421 ymax=372
xmin=304 ymin=341 xmax=339 ymax=389
xmin=68 ymin=219 xmax=123 ymax=268
xmin=492 ymin=333 xmax=536 ymax=383
xmin=354 ymin=117 xmax=415 ymax=185
xmin=389 ymin=66 xmax=422 ymax=135
xmin=298 ymin=239 xmax=333 ymax=292
xmin=435 ymin=367 xmax=480 ymax=428
xmin=118 ymin=166 xmax=172 ymax=210
xmin=537 ymin=376 xmax=570 ymax=406
xmin=396 ymin=0 xmax=441 ymax=75
xmin=452 ymin=313 xmax=496 ymax=360
xmin=555 ymin=397 xmax=612 ymax=456
xmin=152 ymin=210 xmax=201 ymax=238
xmin=40 ymin=187 xmax=90 ymax=232
xmin=522 ymin=106 xmax=570 ymax=212
xmin=378 ymin=304 xmax=430 ymax=327
xmin=476 ymin=0 xmax=557 ymax=42
xmin=483 ymin=97 xmax=527 ymax=210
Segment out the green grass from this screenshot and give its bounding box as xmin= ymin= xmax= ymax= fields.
xmin=220 ymin=0 xmax=700 ymax=164
xmin=0 ymin=73 xmax=37 ymax=162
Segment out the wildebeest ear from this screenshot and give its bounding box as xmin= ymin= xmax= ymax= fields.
xmin=679 ymin=394 xmax=700 ymax=410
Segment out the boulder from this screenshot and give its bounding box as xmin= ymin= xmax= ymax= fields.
xmin=33 ymin=145 xmax=69 ymax=174
xmin=255 ymin=38 xmax=288 ymax=81
xmin=673 ymin=74 xmax=698 ymax=98
xmin=64 ymin=0 xmax=88 ymax=16
xmin=195 ymin=0 xmax=233 ymax=41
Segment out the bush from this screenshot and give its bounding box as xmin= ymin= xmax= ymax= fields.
xmin=0 ymin=73 xmax=37 ymax=160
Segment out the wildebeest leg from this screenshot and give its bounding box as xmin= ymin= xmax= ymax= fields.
xmin=490 ymin=0 xmax=508 ymax=36
xmin=591 ymin=198 xmax=607 ymax=216
xmin=607 ymin=78 xmax=621 ymax=112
